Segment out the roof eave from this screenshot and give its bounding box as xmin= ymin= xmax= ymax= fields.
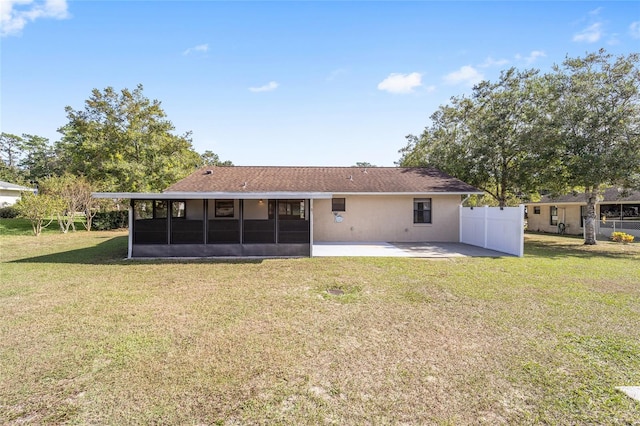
xmin=92 ymin=192 xmax=334 ymax=199
xmin=93 ymin=190 xmax=484 ymax=199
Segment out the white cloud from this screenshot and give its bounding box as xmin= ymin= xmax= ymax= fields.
xmin=249 ymin=81 xmax=279 ymax=92
xmin=183 ymin=43 xmax=209 ymax=55
xmin=424 ymin=85 xmax=436 ymax=94
xmin=588 ymin=7 xmax=603 ymax=16
xmin=326 ymin=68 xmax=348 ymax=81
xmin=630 ymin=21 xmax=640 ymax=39
xmin=443 ymin=66 xmax=484 ymax=87
xmin=377 ymin=72 xmax=422 ymax=94
xmin=515 ymin=50 xmax=546 ymax=65
xmin=479 ymin=56 xmax=509 ymax=68
xmin=1 ymin=0 xmax=69 ymax=37
xmin=573 ymin=22 xmax=603 ymax=42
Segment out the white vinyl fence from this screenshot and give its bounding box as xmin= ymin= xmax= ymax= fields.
xmin=459 ymin=205 xmax=525 ymax=257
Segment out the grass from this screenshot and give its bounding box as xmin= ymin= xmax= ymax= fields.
xmin=1 ymin=225 xmax=639 ymax=424
xmin=0 ymin=218 xmax=87 ymax=236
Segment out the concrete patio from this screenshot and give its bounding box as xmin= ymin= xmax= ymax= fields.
xmin=312 ymin=242 xmax=509 ymax=258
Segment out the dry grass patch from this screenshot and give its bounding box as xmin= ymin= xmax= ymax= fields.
xmin=0 ymin=231 xmax=639 ymax=424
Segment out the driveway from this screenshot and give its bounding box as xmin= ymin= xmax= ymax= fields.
xmin=312 ymin=242 xmax=508 ymax=258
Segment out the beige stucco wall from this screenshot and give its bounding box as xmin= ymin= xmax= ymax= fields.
xmin=527 ymin=204 xmax=585 ymax=235
xmin=185 ymin=199 xmax=204 ymax=220
xmin=313 ymin=194 xmax=461 ymax=242
xmin=243 ymin=199 xmax=268 ymax=220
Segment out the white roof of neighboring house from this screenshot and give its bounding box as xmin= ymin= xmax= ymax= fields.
xmin=0 ymin=180 xmax=34 ymax=192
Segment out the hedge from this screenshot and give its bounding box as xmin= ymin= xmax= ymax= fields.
xmin=0 ymin=206 xmax=20 ymax=218
xmin=92 ymin=211 xmax=129 ymax=230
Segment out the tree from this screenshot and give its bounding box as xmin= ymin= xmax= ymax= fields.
xmin=82 ymin=188 xmax=101 ymax=232
xmin=399 ymin=68 xmax=548 ymax=207
xmin=0 ymin=133 xmax=61 ymax=183
xmin=200 ymin=150 xmax=233 ymax=166
xmin=19 ymin=134 xmax=59 ymax=182
xmin=549 ymin=50 xmax=640 ymax=244
xmin=39 ymin=174 xmax=97 ymax=233
xmin=57 ymin=84 xmax=202 ymax=192
xmin=0 ymin=133 xmax=24 ymax=182
xmin=15 ymin=192 xmax=65 ymax=236
xmin=354 ymin=162 xmax=377 ymax=168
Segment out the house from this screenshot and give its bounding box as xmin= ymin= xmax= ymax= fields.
xmin=93 ymin=166 xmax=484 ymax=258
xmin=526 ymin=187 xmax=640 ymax=238
xmin=0 ymin=180 xmax=35 ymax=207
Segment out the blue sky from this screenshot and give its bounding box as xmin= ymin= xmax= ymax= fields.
xmin=2 ymin=1 xmax=639 ymax=166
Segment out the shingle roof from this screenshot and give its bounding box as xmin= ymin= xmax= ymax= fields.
xmin=165 ymin=166 xmax=482 ymax=194
xmin=0 ymin=180 xmax=33 ymax=191
xmin=533 ymin=187 xmax=640 ymax=204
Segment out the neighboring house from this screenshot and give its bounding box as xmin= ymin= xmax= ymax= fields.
xmin=94 ymin=166 xmax=484 ymax=258
xmin=526 ymin=187 xmax=640 ymax=237
xmin=0 ymin=180 xmax=35 ymax=207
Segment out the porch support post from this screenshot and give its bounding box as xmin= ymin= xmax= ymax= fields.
xmin=309 ymin=198 xmax=314 ymax=257
xmin=167 ymin=200 xmax=172 ymax=245
xmin=239 ymin=199 xmax=244 ymax=244
xmin=128 ymin=201 xmax=133 ymax=259
xmin=203 ymin=199 xmax=208 ymax=244
xmin=275 ymin=199 xmax=279 ymax=244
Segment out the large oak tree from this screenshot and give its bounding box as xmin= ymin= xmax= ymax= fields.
xmin=548 ymin=49 xmax=640 ymax=244
xmin=57 ymin=84 xmax=202 ymax=192
xmin=399 ymin=50 xmax=640 ymax=245
xmin=399 ymin=68 xmax=550 ymax=207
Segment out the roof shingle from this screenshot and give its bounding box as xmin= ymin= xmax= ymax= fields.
xmin=165 ymin=166 xmax=481 ymax=194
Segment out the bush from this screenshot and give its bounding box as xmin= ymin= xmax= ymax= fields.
xmin=92 ymin=211 xmax=129 ymax=230
xmin=0 ymin=205 xmax=20 ymax=218
xmin=611 ymin=231 xmax=634 ymax=244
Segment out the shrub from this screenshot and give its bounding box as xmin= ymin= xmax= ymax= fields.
xmin=15 ymin=193 xmax=65 ymax=236
xmin=610 ymin=231 xmax=635 ymax=244
xmin=92 ymin=211 xmax=129 ymax=230
xmin=0 ymin=205 xmax=20 ymax=218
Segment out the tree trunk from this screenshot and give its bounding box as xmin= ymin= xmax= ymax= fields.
xmin=57 ymin=213 xmax=67 ymax=233
xmin=584 ymin=187 xmax=598 ymax=245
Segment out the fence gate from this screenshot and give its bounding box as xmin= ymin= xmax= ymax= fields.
xmin=459 ymin=205 xmax=525 ymax=257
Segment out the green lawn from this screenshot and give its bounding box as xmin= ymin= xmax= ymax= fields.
xmin=0 ymin=218 xmax=88 ymax=237
xmin=1 ymin=227 xmax=639 ymax=424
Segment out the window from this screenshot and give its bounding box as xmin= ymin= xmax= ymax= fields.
xmin=133 ymin=200 xmax=172 ymax=220
xmin=215 ymin=200 xmax=234 ymax=218
xmin=580 ymin=206 xmax=586 ymax=228
xmin=533 ymin=206 xmax=540 ymax=214
xmin=134 ymin=200 xmax=153 ymax=220
xmin=154 ymin=200 xmax=167 ymax=218
xmin=332 ymin=198 xmax=346 ymax=212
xmin=623 ymin=204 xmax=640 ymax=219
xmin=278 ymin=200 xmax=305 ymax=220
xmin=550 ymin=206 xmax=558 ymax=226
xmin=600 ymin=204 xmax=622 ymax=220
xmin=413 ymin=198 xmax=432 ymax=224
xmin=171 ymin=201 xmax=186 ymax=219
